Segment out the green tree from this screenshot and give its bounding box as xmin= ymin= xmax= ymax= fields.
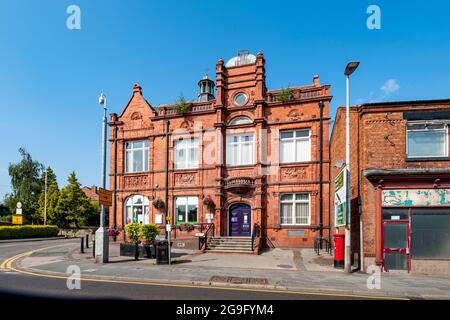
xmin=54 ymin=172 xmax=95 ymax=228
xmin=4 ymin=148 xmax=44 ymax=224
xmin=37 ymin=167 xmax=59 ymax=224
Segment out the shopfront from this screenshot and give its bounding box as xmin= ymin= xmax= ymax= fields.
xmin=375 ymin=183 xmax=450 ymax=273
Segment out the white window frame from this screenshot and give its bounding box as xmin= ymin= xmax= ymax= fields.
xmin=279 ymin=193 xmax=311 ymax=226
xmin=406 ymin=121 xmax=448 ymax=159
xmin=175 ymin=196 xmax=198 ymax=224
xmin=125 ymin=140 xmax=149 ymax=173
xmin=226 ymin=133 xmax=255 ymax=166
xmin=124 ymin=195 xmax=150 ymax=225
xmin=279 ymin=129 xmax=311 ymax=163
xmin=174 ymin=138 xmax=199 ymax=169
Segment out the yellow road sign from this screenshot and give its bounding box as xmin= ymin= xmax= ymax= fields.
xmin=98 ymin=188 xmax=113 ymax=206
xmin=12 ymin=215 xmax=23 ymax=225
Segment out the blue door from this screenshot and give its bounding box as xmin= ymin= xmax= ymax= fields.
xmin=229 ymin=203 xmax=251 ymax=237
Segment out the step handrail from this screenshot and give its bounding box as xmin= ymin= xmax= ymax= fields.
xmin=200 ymin=223 xmax=214 ymax=251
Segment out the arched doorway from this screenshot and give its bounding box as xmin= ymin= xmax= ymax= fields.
xmin=228 ymin=203 xmax=251 ymax=237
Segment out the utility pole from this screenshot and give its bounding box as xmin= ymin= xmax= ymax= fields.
xmin=95 ymin=92 xmax=109 ymax=263
xmin=44 ymin=170 xmax=48 ymax=225
xmin=344 ymin=61 xmax=360 ymax=274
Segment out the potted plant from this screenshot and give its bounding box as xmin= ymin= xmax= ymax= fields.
xmin=141 ymin=224 xmax=160 ymax=258
xmin=202 ymin=195 xmax=216 ymax=213
xmin=153 ymin=197 xmax=165 ymax=211
xmin=108 ymin=228 xmax=121 ymax=242
xmin=125 ymin=222 xmax=142 ymax=261
xmin=178 ymin=223 xmax=195 ymax=232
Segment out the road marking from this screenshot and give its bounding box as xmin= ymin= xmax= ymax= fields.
xmin=4 ymin=246 xmax=410 ymax=300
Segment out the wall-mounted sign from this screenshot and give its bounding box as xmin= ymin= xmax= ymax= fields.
xmin=334 ymin=167 xmax=347 ymax=227
xmin=382 ymin=189 xmax=450 ymax=207
xmin=98 ymin=188 xmax=112 ymax=206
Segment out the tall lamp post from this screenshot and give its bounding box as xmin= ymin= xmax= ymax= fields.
xmin=344 ymin=61 xmax=359 ymax=274
xmin=95 ymin=92 xmax=109 ymax=263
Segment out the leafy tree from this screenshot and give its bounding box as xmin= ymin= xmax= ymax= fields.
xmin=54 ymin=172 xmax=96 ymax=228
xmin=37 ymin=167 xmax=59 ymax=224
xmin=4 ymin=148 xmax=44 ymax=224
xmin=174 ymin=94 xmax=190 ymax=114
xmin=276 ymin=87 xmax=295 ymax=103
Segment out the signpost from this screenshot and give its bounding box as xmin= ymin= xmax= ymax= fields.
xmin=334 ymin=167 xmax=347 ymax=227
xmin=98 ymin=188 xmax=112 ymax=206
xmin=13 ymin=202 xmax=23 ymax=225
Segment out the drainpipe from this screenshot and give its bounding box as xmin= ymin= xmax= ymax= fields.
xmin=113 ymin=125 xmax=118 ymax=231
xmin=318 ymin=100 xmax=324 ymax=248
xmin=165 ymin=118 xmax=170 ymax=239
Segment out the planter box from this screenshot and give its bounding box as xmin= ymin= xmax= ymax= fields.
xmin=119 ymin=243 xmax=155 ymax=259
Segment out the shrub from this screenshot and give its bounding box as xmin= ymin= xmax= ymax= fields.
xmin=0 ymin=225 xmax=59 ymax=240
xmin=276 ymin=87 xmax=294 ymax=103
xmin=174 ymin=94 xmax=190 ymax=114
xmin=141 ymin=224 xmax=160 ymax=242
xmin=125 ymin=222 xmax=142 ymax=243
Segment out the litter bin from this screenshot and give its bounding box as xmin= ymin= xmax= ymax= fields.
xmin=333 ymin=234 xmax=345 ymax=269
xmin=156 ymin=240 xmax=169 ymax=265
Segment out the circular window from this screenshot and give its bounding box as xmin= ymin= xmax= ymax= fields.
xmin=233 ymin=92 xmax=248 ymax=106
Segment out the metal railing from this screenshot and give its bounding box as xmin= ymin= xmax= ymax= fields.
xmin=314 ymin=237 xmax=333 ymax=256
xmin=199 ymin=223 xmax=215 ymax=251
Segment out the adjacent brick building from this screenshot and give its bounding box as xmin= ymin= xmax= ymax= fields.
xmin=108 ymin=51 xmax=332 ymax=251
xmin=330 ymin=100 xmax=450 ymax=275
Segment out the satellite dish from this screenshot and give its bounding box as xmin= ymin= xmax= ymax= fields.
xmin=16 ymin=202 xmax=22 ymax=209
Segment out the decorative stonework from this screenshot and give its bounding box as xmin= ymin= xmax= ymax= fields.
xmin=287 ymin=109 xmax=303 ymax=120
xmin=180 ymin=120 xmax=193 ymax=129
xmin=175 ymin=173 xmax=196 ymax=185
xmin=130 ymin=112 xmax=143 ymax=120
xmin=124 ymin=175 xmax=148 ymax=189
xmin=280 ymin=167 xmax=307 ymax=180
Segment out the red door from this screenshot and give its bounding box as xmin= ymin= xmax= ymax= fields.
xmin=382 ymin=219 xmax=411 ymax=272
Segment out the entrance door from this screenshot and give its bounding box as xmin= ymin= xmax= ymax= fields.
xmin=383 ymin=220 xmax=411 ymax=272
xmin=229 ymin=203 xmax=251 ymax=237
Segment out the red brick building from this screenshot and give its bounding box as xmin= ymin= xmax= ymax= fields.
xmin=330 ymin=100 xmax=450 ymax=275
xmin=108 ymin=51 xmax=332 ymax=251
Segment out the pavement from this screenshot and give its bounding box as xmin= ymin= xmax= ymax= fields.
xmin=3 ymin=240 xmax=450 ymax=299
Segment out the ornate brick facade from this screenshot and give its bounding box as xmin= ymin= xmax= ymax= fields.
xmin=109 ymin=52 xmax=331 ymax=248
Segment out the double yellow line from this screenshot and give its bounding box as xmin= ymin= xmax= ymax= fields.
xmin=0 ymin=246 xmax=409 ymax=300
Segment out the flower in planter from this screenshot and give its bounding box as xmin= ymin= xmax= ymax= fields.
xmin=152 ymin=198 xmax=165 ymax=210
xmin=178 ymin=223 xmax=195 ymax=231
xmin=141 ymin=224 xmax=160 ymax=244
xmin=202 ymin=195 xmax=216 ymax=212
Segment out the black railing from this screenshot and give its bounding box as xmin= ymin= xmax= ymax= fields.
xmin=199 ymin=223 xmax=215 ymax=251
xmin=314 ymin=237 xmax=333 ymax=255
xmin=251 ymin=223 xmax=260 ymax=252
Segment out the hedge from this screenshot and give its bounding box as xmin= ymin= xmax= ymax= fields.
xmin=0 ymin=225 xmax=59 ymax=240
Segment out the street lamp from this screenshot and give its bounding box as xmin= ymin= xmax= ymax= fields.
xmin=344 ymin=61 xmax=359 ymax=274
xmin=95 ymin=92 xmax=109 ymax=263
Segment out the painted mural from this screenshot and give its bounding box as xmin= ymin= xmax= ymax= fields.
xmin=382 ymin=189 xmax=450 ymax=207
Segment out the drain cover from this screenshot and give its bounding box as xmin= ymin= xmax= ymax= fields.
xmin=210 ymin=276 xmax=268 ymax=285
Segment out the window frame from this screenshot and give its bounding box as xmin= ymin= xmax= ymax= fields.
xmin=279 ymin=129 xmax=311 ymax=163
xmin=125 ymin=140 xmax=150 ymax=173
xmin=406 ymin=121 xmax=448 ymax=159
xmin=279 ymin=193 xmax=311 ymax=226
xmin=174 ymin=196 xmax=199 ymax=225
xmin=229 ymin=116 xmax=253 ymax=126
xmin=226 ymin=133 xmax=255 ymax=166
xmin=174 ymin=138 xmax=200 ymax=170
xmin=124 ymin=195 xmax=150 ymax=225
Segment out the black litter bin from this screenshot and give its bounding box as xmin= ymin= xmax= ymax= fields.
xmin=156 ymin=240 xmax=169 ymax=264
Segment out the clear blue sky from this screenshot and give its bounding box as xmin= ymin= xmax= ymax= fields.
xmin=1 ymin=0 xmax=450 ymax=198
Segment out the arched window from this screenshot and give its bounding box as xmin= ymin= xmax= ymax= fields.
xmin=124 ymin=195 xmax=150 ymax=225
xmin=229 ymin=116 xmax=252 ymax=126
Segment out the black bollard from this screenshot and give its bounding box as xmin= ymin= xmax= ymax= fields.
xmin=134 ymin=242 xmax=139 ymax=261
xmin=80 ymin=237 xmax=84 ymax=253
xmin=85 ymin=234 xmax=89 ymax=248
xmin=92 ymin=240 xmax=95 ymax=258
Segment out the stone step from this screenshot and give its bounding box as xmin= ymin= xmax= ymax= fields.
xmin=208 ymin=242 xmax=252 ymax=247
xmin=205 ymin=249 xmax=255 ymax=254
xmin=208 ymin=245 xmax=253 ymax=250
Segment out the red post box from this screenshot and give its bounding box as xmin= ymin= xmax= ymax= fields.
xmin=333 ymin=234 xmax=345 ymax=269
